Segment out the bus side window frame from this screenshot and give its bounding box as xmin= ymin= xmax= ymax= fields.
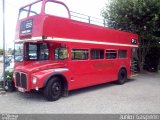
xmin=54 ymin=47 xmax=68 ymax=61
xmin=106 ymin=50 xmax=117 ymax=59
xmin=71 ymin=49 xmax=89 ymax=61
xmin=118 ymin=50 xmax=127 ymax=59
xmin=90 ymin=49 xmax=105 ymax=60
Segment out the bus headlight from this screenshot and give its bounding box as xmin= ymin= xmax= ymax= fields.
xmin=32 ymin=77 xmax=37 ymax=84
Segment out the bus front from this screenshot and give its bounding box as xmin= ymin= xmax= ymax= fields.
xmin=14 ymin=0 xmax=70 ymax=93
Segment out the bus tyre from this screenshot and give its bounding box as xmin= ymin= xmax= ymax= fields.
xmin=117 ymin=69 xmax=127 ymax=85
xmin=44 ymin=77 xmax=62 ymax=101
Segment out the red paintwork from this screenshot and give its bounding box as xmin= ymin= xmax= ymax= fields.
xmin=14 ymin=0 xmax=138 ymax=92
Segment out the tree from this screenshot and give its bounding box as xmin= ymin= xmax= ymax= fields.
xmin=102 ymin=0 xmax=160 ymax=71
xmin=0 ymin=49 xmax=4 ymax=55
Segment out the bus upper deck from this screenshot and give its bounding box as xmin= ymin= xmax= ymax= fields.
xmin=16 ymin=0 xmax=138 ymax=48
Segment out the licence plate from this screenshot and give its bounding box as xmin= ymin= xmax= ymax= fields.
xmin=18 ymin=87 xmax=25 ymax=92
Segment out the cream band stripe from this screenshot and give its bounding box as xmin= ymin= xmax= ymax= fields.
xmin=15 ymin=37 xmax=138 ymax=47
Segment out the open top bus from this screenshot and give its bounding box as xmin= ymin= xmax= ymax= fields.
xmin=14 ymin=0 xmax=138 ymax=101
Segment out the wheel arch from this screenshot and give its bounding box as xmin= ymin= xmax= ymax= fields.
xmin=118 ymin=66 xmax=127 ymax=74
xmin=119 ymin=66 xmax=127 ymax=72
xmin=43 ymin=73 xmax=68 ymax=97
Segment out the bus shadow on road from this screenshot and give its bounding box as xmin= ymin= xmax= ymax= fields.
xmin=16 ymin=79 xmax=136 ymax=101
xmin=69 ymin=82 xmax=114 ymax=97
xmin=69 ymin=79 xmax=136 ymax=97
xmin=127 ymin=78 xmax=136 ymax=83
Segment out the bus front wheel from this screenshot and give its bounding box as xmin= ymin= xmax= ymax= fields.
xmin=44 ymin=77 xmax=62 ymax=101
xmin=116 ymin=68 xmax=127 ymax=85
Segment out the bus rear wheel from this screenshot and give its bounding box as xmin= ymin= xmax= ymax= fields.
xmin=116 ymin=68 xmax=127 ymax=85
xmin=44 ymin=77 xmax=62 ymax=101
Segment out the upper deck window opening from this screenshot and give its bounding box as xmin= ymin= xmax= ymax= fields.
xmin=19 ymin=1 xmax=42 ymax=20
xmin=29 ymin=1 xmax=42 ymax=17
xmin=45 ymin=2 xmax=69 ymax=18
xmin=19 ymin=6 xmax=29 ymax=20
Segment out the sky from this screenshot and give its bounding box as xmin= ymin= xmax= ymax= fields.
xmin=0 ymin=0 xmax=108 ymax=49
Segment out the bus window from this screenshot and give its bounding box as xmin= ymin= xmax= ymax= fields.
xmin=25 ymin=43 xmax=49 ymax=60
xmin=55 ymin=48 xmax=68 ymax=60
xmin=29 ymin=1 xmax=42 ymax=17
xmin=39 ymin=43 xmax=49 ymax=60
xmin=45 ymin=2 xmax=69 ymax=18
xmin=118 ymin=50 xmax=127 ymax=58
xmin=28 ymin=44 xmax=38 ymax=60
xmin=91 ymin=49 xmax=104 ymax=60
xmin=72 ymin=49 xmax=88 ymax=60
xmin=14 ymin=43 xmax=23 ymax=62
xmin=106 ymin=50 xmax=117 ymax=59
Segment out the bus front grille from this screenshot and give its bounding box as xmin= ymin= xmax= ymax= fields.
xmin=15 ymin=72 xmax=21 ymax=86
xmin=15 ymin=72 xmax=27 ymax=89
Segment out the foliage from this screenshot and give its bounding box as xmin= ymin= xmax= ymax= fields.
xmin=0 ymin=49 xmax=3 ymax=55
xmin=143 ymin=47 xmax=160 ymax=72
xmin=102 ymin=0 xmax=160 ymax=71
xmin=5 ymin=71 xmax=14 ymax=81
xmin=4 ymin=70 xmax=15 ymax=92
xmin=102 ymin=0 xmax=160 ymax=36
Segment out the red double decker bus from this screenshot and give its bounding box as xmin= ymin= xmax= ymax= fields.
xmin=14 ymin=0 xmax=138 ymax=101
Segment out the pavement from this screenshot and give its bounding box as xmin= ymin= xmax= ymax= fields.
xmin=0 ymin=71 xmax=160 ymax=114
xmin=0 ymin=63 xmax=6 ymax=95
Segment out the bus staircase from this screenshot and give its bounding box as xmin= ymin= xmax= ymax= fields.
xmin=131 ymin=60 xmax=139 ymax=76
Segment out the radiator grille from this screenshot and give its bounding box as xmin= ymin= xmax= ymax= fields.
xmin=15 ymin=72 xmax=27 ymax=89
xmin=16 ymin=72 xmax=21 ymax=86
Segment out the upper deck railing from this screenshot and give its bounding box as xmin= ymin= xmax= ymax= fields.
xmin=70 ymin=11 xmax=108 ymax=27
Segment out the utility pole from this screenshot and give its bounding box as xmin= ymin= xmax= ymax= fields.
xmin=2 ymin=0 xmax=6 ymax=86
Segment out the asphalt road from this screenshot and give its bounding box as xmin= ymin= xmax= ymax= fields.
xmin=0 ymin=72 xmax=160 ymax=114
